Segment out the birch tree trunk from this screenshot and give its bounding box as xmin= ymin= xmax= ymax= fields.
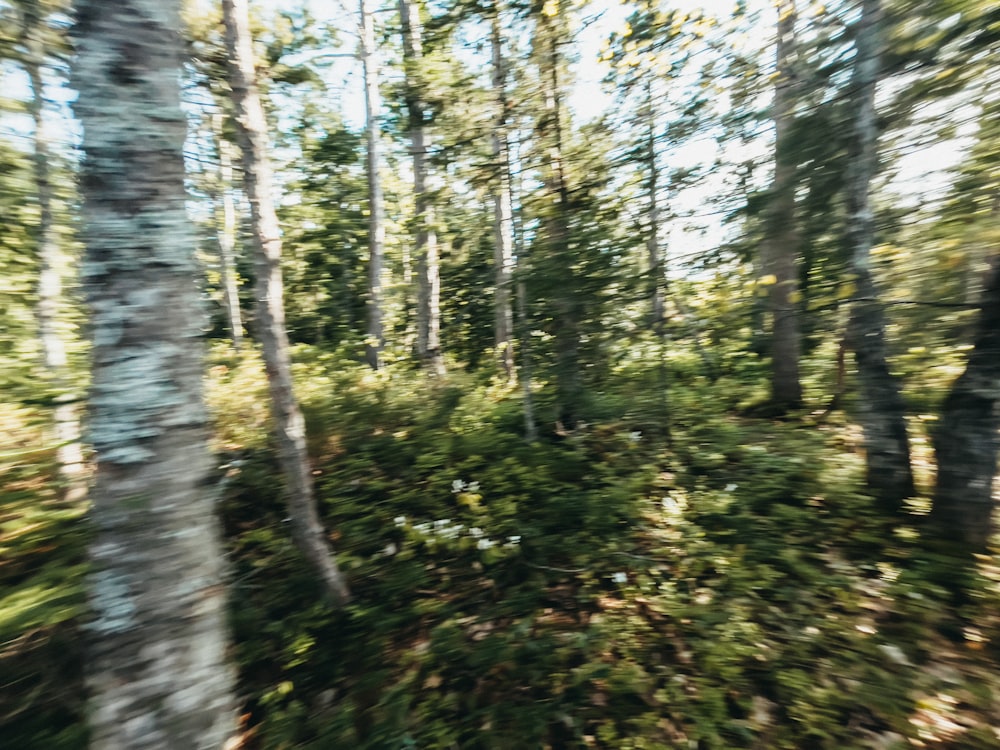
xmin=846 ymin=0 xmax=914 ymax=511
xmin=24 ymin=28 xmax=86 ymax=502
xmin=72 ymin=2 xmax=236 ymax=746
xmin=644 ymin=77 xmax=664 ymax=329
xmin=762 ymin=0 xmax=803 ymax=411
xmin=399 ymin=0 xmax=444 ymax=375
xmin=222 ymin=0 xmax=350 ymax=604
xmin=211 ymin=115 xmax=245 ymax=352
xmin=490 ymin=9 xmax=515 ymax=382
xmin=361 ymin=0 xmax=385 ymax=370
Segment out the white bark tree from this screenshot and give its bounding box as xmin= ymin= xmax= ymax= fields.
xmin=72 ymin=1 xmax=236 ymax=746
xmin=222 ymin=0 xmax=351 ymax=604
xmin=399 ymin=0 xmax=444 ymax=375
xmin=361 ymin=0 xmax=386 ymax=370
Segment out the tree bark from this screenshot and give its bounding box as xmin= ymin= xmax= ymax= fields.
xmin=72 ymin=2 xmax=236 ymax=746
xmin=24 ymin=23 xmax=86 ymax=503
xmin=930 ymin=252 xmax=1000 ymax=552
xmin=211 ymin=115 xmax=245 ymax=352
xmin=399 ymin=0 xmax=444 ymax=375
xmin=534 ymin=5 xmax=582 ymax=429
xmin=846 ymin=0 xmax=914 ymax=511
xmin=360 ymin=0 xmax=385 ymax=370
xmin=490 ymin=9 xmax=516 ymax=382
xmin=222 ymin=0 xmax=350 ymax=604
xmin=763 ymin=0 xmax=803 ymax=410
xmin=644 ymin=77 xmax=664 ymax=329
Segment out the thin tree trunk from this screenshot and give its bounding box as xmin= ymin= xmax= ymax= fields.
xmin=212 ymin=115 xmax=245 ymax=352
xmin=72 ymin=2 xmax=236 ymax=746
xmin=361 ymin=0 xmax=385 ymax=370
xmin=846 ymin=0 xmax=914 ymax=511
xmin=25 ymin=41 xmax=86 ymax=503
xmin=644 ymin=78 xmax=664 ymax=329
xmin=399 ymin=0 xmax=444 ymax=375
xmin=490 ymin=9 xmax=515 ymax=382
xmin=930 ymin=251 xmax=1000 ymax=553
xmin=535 ymin=6 xmax=582 ymax=429
xmin=763 ymin=0 xmax=803 ymax=410
xmin=223 ymin=0 xmax=350 ymax=604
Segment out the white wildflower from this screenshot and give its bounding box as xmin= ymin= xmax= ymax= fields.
xmin=477 ymin=538 xmax=496 ymax=550
xmin=383 ymin=543 xmax=398 ymax=556
xmin=725 ymin=483 xmax=738 ymax=492
xmin=467 ymin=481 xmax=480 ymax=492
xmin=628 ymin=431 xmax=642 ymax=442
xmin=612 ymin=571 xmax=628 ymax=584
xmin=394 ymin=515 xmax=407 ymax=527
xmin=469 ymin=527 xmax=484 ymax=538
xmin=451 ymin=479 xmax=465 ymax=493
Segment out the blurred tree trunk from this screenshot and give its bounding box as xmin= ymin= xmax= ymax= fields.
xmin=23 ymin=17 xmax=86 ymax=502
xmin=930 ymin=249 xmax=999 ymax=552
xmin=845 ymin=0 xmax=914 ymax=511
xmin=490 ymin=9 xmax=515 ymax=383
xmin=534 ymin=3 xmax=582 ymax=429
xmin=644 ymin=77 xmax=664 ymax=329
xmin=223 ymin=0 xmax=350 ymax=603
xmin=399 ymin=0 xmax=444 ymax=375
xmin=211 ymin=115 xmax=245 ymax=352
xmin=762 ymin=0 xmax=803 ymax=411
xmin=72 ymin=1 xmax=236 ymax=746
xmin=361 ymin=0 xmax=385 ymax=369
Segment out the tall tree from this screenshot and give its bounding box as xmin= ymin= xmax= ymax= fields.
xmin=361 ymin=0 xmax=386 ymax=369
xmin=532 ymin=0 xmax=582 ymax=429
xmin=399 ymin=0 xmax=444 ymax=374
xmin=845 ymin=0 xmax=914 ymax=510
xmin=762 ymin=0 xmax=803 ymax=410
xmin=490 ymin=6 xmax=516 ymax=382
xmin=210 ymin=113 xmax=245 ymax=352
xmin=5 ymin=0 xmax=86 ymax=501
xmin=71 ymin=1 xmax=236 ymax=745
xmin=222 ymin=0 xmax=351 ymax=603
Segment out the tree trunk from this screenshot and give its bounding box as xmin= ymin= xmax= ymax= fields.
xmin=212 ymin=115 xmax=245 ymax=352
xmin=930 ymin=252 xmax=1000 ymax=552
xmin=846 ymin=0 xmax=914 ymax=511
xmin=25 ymin=35 xmax=86 ymax=503
xmin=644 ymin=78 xmax=664 ymax=329
xmin=490 ymin=10 xmax=515 ymax=382
xmin=222 ymin=0 xmax=350 ymax=604
xmin=399 ymin=0 xmax=444 ymax=375
xmin=72 ymin=2 xmax=236 ymax=746
xmin=360 ymin=0 xmax=385 ymax=370
xmin=535 ymin=6 xmax=582 ymax=429
xmin=763 ymin=0 xmax=803 ymax=410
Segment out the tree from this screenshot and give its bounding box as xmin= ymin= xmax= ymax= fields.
xmin=399 ymin=0 xmax=445 ymax=374
xmin=489 ymin=4 xmax=516 ymax=382
xmin=761 ymin=0 xmax=803 ymax=410
xmin=845 ymin=0 xmax=914 ymax=511
xmin=71 ymin=1 xmax=236 ymax=745
xmin=222 ymin=0 xmax=351 ymax=603
xmin=3 ymin=0 xmax=86 ymax=501
xmin=209 ymin=113 xmax=245 ymax=352
xmin=361 ymin=0 xmax=386 ymax=369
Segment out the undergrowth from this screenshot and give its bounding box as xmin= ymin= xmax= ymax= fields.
xmin=3 ymin=345 xmax=999 ymax=748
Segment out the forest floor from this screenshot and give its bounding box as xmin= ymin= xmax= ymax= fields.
xmin=2 ymin=347 xmax=1000 ymax=749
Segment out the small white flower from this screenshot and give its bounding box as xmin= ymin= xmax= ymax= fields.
xmin=507 ymin=535 xmax=521 ymax=545
xmin=628 ymin=431 xmax=642 ymax=442
xmin=434 ymin=518 xmax=452 ymax=529
xmin=413 ymin=522 xmax=431 ymax=535
xmin=467 ymin=481 xmax=480 ymax=492
xmin=469 ymin=527 xmax=484 ymax=538
xmin=383 ymin=543 xmax=398 ymax=556
xmin=477 ymin=538 xmax=496 ymax=550
xmin=612 ymin=572 xmax=628 ymax=584
xmin=451 ymin=479 xmax=465 ymax=493
xmin=394 ymin=515 xmax=407 ymax=527
xmin=725 ymin=483 xmax=738 ymax=492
